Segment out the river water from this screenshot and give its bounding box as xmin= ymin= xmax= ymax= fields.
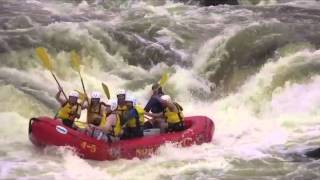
xmin=1 ymin=0 xmax=320 ymax=179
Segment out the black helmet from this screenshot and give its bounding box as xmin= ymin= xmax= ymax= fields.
xmin=152 ymin=83 xmax=164 ymax=96
xmin=152 ymin=83 xmax=160 ymax=90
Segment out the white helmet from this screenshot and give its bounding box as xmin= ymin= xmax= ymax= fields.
xmin=107 ymin=100 xmax=118 ymax=111
xmin=69 ymin=91 xmax=79 ymax=98
xmin=161 ymin=95 xmax=171 ymax=102
xmin=125 ymin=95 xmax=134 ymax=103
xmin=132 ymin=97 xmax=138 ymax=106
xmin=117 ymin=89 xmax=126 ymax=96
xmin=91 ymin=91 xmax=101 ymax=99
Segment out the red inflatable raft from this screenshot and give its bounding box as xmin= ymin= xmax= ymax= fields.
xmin=28 ymin=116 xmax=214 ymax=161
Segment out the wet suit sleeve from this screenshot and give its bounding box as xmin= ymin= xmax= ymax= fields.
xmin=144 ymin=97 xmax=155 ymax=112
xmin=144 ymin=96 xmax=164 ymax=113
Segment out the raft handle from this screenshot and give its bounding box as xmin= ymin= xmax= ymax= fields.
xmin=28 ymin=118 xmax=39 ymax=134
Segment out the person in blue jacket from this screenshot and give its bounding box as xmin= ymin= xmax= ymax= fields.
xmin=144 ymin=83 xmax=165 ymax=129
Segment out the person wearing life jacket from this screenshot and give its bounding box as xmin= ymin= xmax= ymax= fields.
xmin=55 ymin=88 xmax=84 ymax=128
xmin=116 ymin=89 xmax=128 ymax=121
xmin=86 ymin=91 xmax=108 ymax=126
xmin=144 ymin=83 xmax=165 ymax=129
xmin=145 ymin=95 xmax=184 ymax=132
xmin=121 ymin=95 xmax=143 ymax=139
xmin=144 ymin=83 xmax=165 ymax=114
xmin=86 ymin=100 xmax=123 ymax=143
xmin=133 ymin=97 xmax=145 ymax=127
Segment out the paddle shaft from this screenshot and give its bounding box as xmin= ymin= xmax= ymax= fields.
xmin=51 ymin=72 xmax=68 ymax=100
xmin=78 ymin=72 xmax=87 ymax=97
xmin=74 ymin=120 xmax=88 ymax=125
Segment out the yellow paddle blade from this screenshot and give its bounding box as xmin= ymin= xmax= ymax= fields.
xmin=74 ymin=121 xmax=87 ymax=129
xmin=102 ymin=83 xmax=110 ymax=99
xmin=159 ymin=72 xmax=169 ymax=86
xmin=70 ymin=50 xmax=81 ymax=72
xmin=75 ymin=90 xmax=86 ymax=101
xmin=35 ymin=47 xmax=53 ymax=71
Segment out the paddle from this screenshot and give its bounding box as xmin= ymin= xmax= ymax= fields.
xmin=75 ymin=90 xmax=87 ymax=103
xmin=70 ymin=51 xmax=87 ymax=98
xmin=35 ymin=47 xmax=68 ymax=100
xmin=74 ymin=120 xmax=88 ymax=129
xmin=101 ymin=83 xmax=110 ymax=99
xmin=159 ymin=72 xmax=169 ymax=87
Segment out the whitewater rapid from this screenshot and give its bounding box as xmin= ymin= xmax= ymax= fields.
xmin=1 ymin=0 xmax=320 ymax=179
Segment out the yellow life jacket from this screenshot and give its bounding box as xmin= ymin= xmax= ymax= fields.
xmin=113 ymin=114 xmax=122 ymax=137
xmin=135 ymin=105 xmax=145 ymax=125
xmin=99 ymin=113 xmax=122 ymax=137
xmin=57 ymin=102 xmax=81 ymax=120
xmin=98 ymin=112 xmax=107 ymax=127
xmin=126 ymin=117 xmax=137 ymax=128
xmin=116 ymin=104 xmax=128 ymax=124
xmin=123 ymin=107 xmax=142 ymax=128
xmin=164 ymin=102 xmax=184 ymax=124
xmin=87 ymin=103 xmax=103 ymax=125
xmin=116 ymin=104 xmax=128 ymax=116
